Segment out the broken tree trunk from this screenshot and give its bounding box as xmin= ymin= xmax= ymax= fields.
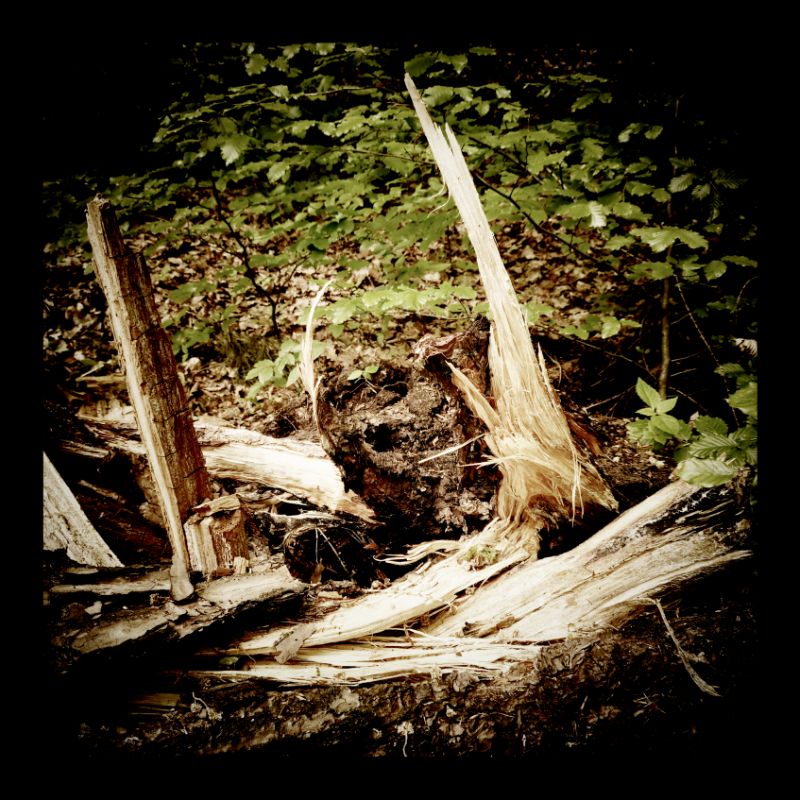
xmin=86 ymin=197 xmax=248 ymax=598
xmin=43 ymin=451 xmax=123 ymax=568
xmin=403 ymin=74 xmax=617 ymax=559
xmin=201 ymin=478 xmax=750 ymax=684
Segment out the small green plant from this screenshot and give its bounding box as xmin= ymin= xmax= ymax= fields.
xmin=628 ymin=370 xmax=757 ymax=489
xmin=673 ymin=364 xmax=757 ymax=488
xmin=464 ymin=544 xmax=499 ymax=567
xmin=626 ymin=378 xmax=691 ymax=450
xmin=347 ymin=364 xmax=379 ymax=384
xmin=245 ymin=338 xmax=327 ymax=398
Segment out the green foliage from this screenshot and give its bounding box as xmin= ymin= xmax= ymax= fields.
xmin=43 ymin=42 xmax=756 ymax=485
xmin=347 ymin=364 xmax=379 ymax=383
xmin=245 ymin=338 xmax=328 ymax=398
xmin=629 ymin=369 xmax=757 ymax=489
xmin=626 ymin=379 xmax=692 ymax=449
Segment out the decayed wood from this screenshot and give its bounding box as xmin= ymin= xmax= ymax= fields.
xmin=67 ymin=414 xmax=375 ymax=522
xmin=50 ymin=567 xmax=170 ymax=596
xmin=86 ymin=198 xmax=254 ymax=596
xmin=54 ymin=566 xmax=304 ymax=662
xmin=206 ymin=479 xmax=750 ymax=684
xmin=43 ymin=452 xmax=123 ymax=568
xmin=87 ymin=197 xmax=213 ymax=600
xmin=183 ymin=494 xmax=251 ymax=578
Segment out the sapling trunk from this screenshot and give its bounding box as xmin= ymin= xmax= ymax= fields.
xmin=659 ymin=276 xmax=671 ymax=399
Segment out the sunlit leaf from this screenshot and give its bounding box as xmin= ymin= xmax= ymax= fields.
xmin=245 ymin=53 xmax=268 ymax=75
xmin=703 ymin=260 xmax=727 ymax=280
xmin=600 ymin=316 xmax=621 ymax=338
xmin=635 ymin=378 xmax=663 ymax=409
xmin=220 ymin=135 xmax=250 ymax=165
xmin=675 ymin=458 xmax=738 ymax=487
xmin=269 ymin=84 xmax=290 ymax=99
xmin=587 ymin=201 xmax=607 ymax=228
xmin=405 ymin=52 xmax=438 ymax=76
xmin=727 ymin=382 xmax=757 ymax=419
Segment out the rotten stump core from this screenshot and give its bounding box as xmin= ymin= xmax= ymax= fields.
xmin=313 ymin=318 xmax=498 ymax=555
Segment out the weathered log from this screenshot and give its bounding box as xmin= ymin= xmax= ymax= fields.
xmin=65 ymin=414 xmax=375 ymax=522
xmin=49 ymin=567 xmax=171 ymax=596
xmin=43 ymin=451 xmax=123 ymax=568
xmin=87 ymin=197 xmax=215 ymax=599
xmin=53 ymin=558 xmax=760 ymax=759
xmin=203 ymin=478 xmax=750 ymax=684
xmin=48 ymin=565 xmax=305 ymax=675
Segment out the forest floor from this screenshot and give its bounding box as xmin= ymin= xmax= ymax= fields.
xmin=41 ymin=207 xmax=765 ymax=765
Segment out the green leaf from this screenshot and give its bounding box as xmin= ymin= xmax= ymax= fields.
xmin=632 ymin=226 xmax=708 ymax=253
xmin=655 ymin=396 xmax=677 ymax=413
xmin=644 ymin=125 xmax=663 ymax=139
xmin=618 ymin=123 xmax=643 ymax=143
xmin=581 ymin=138 xmax=604 ymax=161
xmin=627 ymin=181 xmax=654 ymax=197
xmin=694 ymin=416 xmax=728 ymax=435
xmin=424 ymin=85 xmax=454 ymax=107
xmin=652 ymin=188 xmax=671 ymax=203
xmin=635 ymin=378 xmax=663 ymax=410
xmin=628 ymin=260 xmax=673 ymax=281
xmin=286 ymin=365 xmax=300 ymax=387
xmin=675 ymin=458 xmax=739 ymax=487
xmin=329 ymin=300 xmax=358 ymax=324
xmin=246 ymin=359 xmax=274 ymax=383
xmin=609 ymin=201 xmax=649 ymax=222
xmin=605 ymin=235 xmax=634 ymax=251
xmin=405 ymin=52 xmax=438 ymax=76
xmin=245 ymin=53 xmax=268 ymax=76
xmin=703 ymin=260 xmax=727 ymax=280
xmin=446 ymin=54 xmax=469 ymax=73
xmin=724 ymin=255 xmax=757 ymax=268
xmin=626 ymin=418 xmax=653 ymax=444
xmin=572 ymin=93 xmax=598 ymax=112
xmin=267 ymin=163 xmax=290 ymax=182
xmin=651 ymin=414 xmax=683 ymax=437
xmin=669 ymin=173 xmax=695 ymax=193
xmin=686 ymin=432 xmax=740 ymax=459
xmin=727 ymin=382 xmax=757 ymax=419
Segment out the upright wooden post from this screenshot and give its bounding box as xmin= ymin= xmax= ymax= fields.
xmin=86 ymin=196 xmax=212 ymax=601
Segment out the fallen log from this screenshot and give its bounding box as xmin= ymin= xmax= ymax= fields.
xmin=59 ymin=545 xmax=759 ymax=759
xmin=47 ymin=564 xmax=305 ymax=675
xmin=200 ymin=477 xmax=750 ymax=684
